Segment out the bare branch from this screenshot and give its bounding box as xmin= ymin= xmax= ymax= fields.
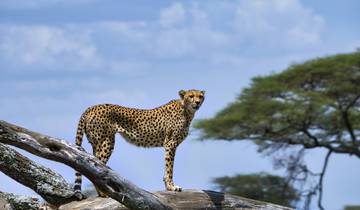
xmin=258 ymin=135 xmax=360 ymax=158
xmin=338 ymin=94 xmax=359 ymax=143
xmin=317 ymin=150 xmax=332 ymax=210
xmin=345 ymin=94 xmax=360 ymax=111
xmin=0 ymin=120 xmax=170 ymax=210
xmin=302 ymin=129 xmax=320 ymax=146
xmin=341 ymin=110 xmax=357 ymax=143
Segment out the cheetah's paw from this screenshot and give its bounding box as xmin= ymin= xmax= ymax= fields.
xmin=174 ymin=185 xmax=182 ymax=192
xmin=168 ymin=185 xmax=182 ymax=192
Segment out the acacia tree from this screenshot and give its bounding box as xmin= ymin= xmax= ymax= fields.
xmin=213 ymin=173 xmax=299 ymax=207
xmin=195 ymin=51 xmax=360 ymax=210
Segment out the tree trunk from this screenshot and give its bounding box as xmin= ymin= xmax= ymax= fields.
xmin=0 ymin=143 xmax=78 ymax=207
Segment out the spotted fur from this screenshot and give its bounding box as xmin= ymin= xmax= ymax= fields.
xmin=73 ymin=89 xmax=205 ymax=197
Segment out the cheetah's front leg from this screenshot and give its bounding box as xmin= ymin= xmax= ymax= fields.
xmin=163 ymin=141 xmax=182 ymax=192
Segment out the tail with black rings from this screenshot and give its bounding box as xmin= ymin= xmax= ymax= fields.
xmin=73 ymin=115 xmax=86 ymax=199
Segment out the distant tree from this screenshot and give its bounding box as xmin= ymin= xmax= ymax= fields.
xmin=213 ymin=173 xmax=299 ymax=207
xmin=344 ymin=206 xmax=360 ymax=210
xmin=195 ymin=51 xmax=360 ymax=210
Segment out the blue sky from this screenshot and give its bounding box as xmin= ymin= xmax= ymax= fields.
xmin=0 ymin=0 xmax=359 ymax=209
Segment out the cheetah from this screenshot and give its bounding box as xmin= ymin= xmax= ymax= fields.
xmin=73 ymin=89 xmax=205 ymax=197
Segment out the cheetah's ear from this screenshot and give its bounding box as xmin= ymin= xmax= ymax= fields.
xmin=201 ymin=90 xmax=206 ymax=95
xmin=179 ymin=90 xmax=186 ymax=99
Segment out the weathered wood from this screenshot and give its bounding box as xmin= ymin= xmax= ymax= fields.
xmin=0 ymin=194 xmax=12 ymax=210
xmin=0 ymin=191 xmax=40 ymax=210
xmin=59 ymin=189 xmax=294 ymax=210
xmin=0 ymin=143 xmax=78 ymax=207
xmin=0 ymin=120 xmax=171 ymax=210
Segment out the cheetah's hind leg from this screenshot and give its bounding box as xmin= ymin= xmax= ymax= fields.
xmin=92 ymin=135 xmax=115 ymax=197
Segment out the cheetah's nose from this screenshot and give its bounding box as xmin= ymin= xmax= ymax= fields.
xmin=195 ymin=101 xmax=200 ymax=105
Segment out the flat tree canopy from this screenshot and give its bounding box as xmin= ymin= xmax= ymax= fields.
xmin=195 ymin=51 xmax=360 ymax=156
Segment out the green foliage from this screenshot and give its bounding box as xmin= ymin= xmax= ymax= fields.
xmin=344 ymin=206 xmax=360 ymax=210
xmin=213 ymin=173 xmax=299 ymax=207
xmin=195 ymin=51 xmax=360 ymax=155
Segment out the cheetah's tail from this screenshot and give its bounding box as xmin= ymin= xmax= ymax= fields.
xmin=74 ymin=114 xmax=86 ymax=199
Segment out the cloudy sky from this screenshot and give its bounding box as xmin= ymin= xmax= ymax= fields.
xmin=0 ymin=0 xmax=359 ymax=209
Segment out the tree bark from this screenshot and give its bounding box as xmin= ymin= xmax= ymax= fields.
xmin=59 ymin=190 xmax=294 ymax=210
xmin=0 ymin=191 xmax=40 ymax=210
xmin=0 ymin=143 xmax=79 ymax=207
xmin=0 ymin=120 xmax=170 ymax=210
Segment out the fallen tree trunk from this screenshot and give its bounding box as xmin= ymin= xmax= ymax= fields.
xmin=0 ymin=143 xmax=78 ymax=207
xmin=0 ymin=120 xmax=294 ymax=210
xmin=0 ymin=120 xmax=170 ymax=210
xmin=60 ymin=190 xmax=294 ymax=210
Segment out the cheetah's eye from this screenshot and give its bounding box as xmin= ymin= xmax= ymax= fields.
xmin=189 ymin=95 xmax=194 ymax=98
xmin=198 ymin=95 xmax=203 ymax=99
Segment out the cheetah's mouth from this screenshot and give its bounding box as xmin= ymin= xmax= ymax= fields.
xmin=193 ymin=105 xmax=200 ymax=110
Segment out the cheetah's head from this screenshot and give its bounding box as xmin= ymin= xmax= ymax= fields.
xmin=179 ymin=89 xmax=205 ymax=112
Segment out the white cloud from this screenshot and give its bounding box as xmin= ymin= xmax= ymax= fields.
xmin=160 ymin=2 xmax=186 ymax=27
xmin=154 ymin=0 xmax=324 ymax=57
xmin=0 ymin=0 xmax=325 ymax=71
xmin=0 ymin=0 xmax=94 ymax=9
xmin=233 ymin=0 xmax=324 ymax=47
xmin=98 ymin=21 xmax=148 ymax=40
xmin=287 ymin=25 xmax=321 ymax=45
xmin=0 ymin=25 xmax=101 ymax=69
xmin=155 ymin=2 xmax=231 ymax=57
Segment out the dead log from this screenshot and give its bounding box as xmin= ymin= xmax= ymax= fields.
xmin=0 ymin=120 xmax=170 ymax=210
xmin=0 ymin=143 xmax=78 ymax=207
xmin=59 ymin=190 xmax=294 ymax=210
